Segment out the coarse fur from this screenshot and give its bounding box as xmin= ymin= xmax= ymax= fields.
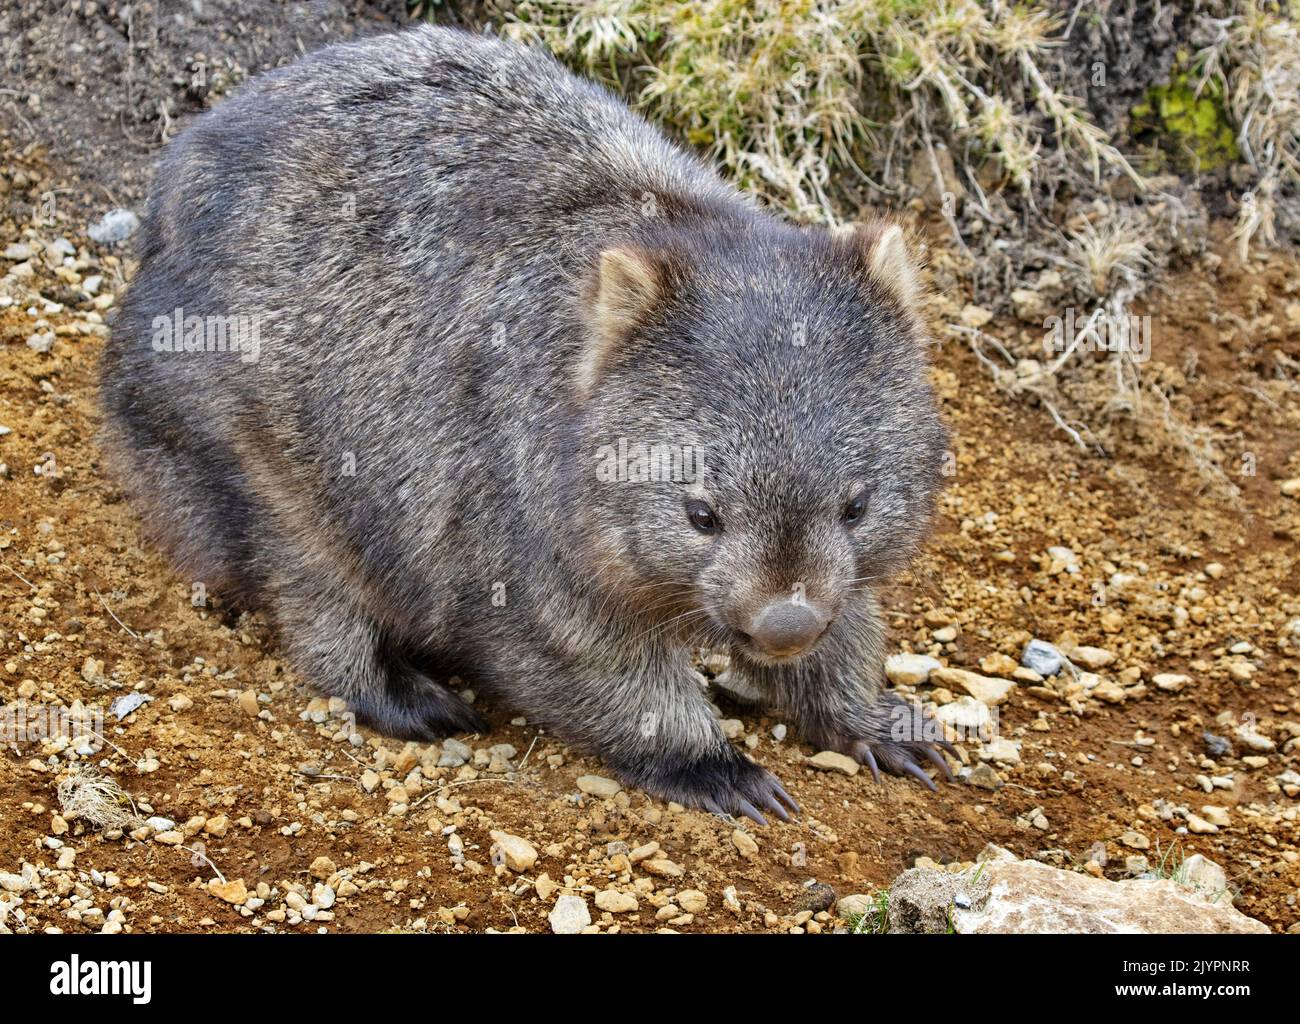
xmin=100 ymin=25 xmax=951 ymax=821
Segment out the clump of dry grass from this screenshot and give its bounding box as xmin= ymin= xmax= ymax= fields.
xmin=1059 ymin=208 xmax=1153 ymax=299
xmin=506 ymin=0 xmax=1138 ymax=222
xmin=56 ymin=765 xmax=140 ymax=830
xmin=1194 ymin=3 xmax=1300 ymax=257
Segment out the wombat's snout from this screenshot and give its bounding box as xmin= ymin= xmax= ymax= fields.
xmin=744 ymin=598 xmax=830 ymax=659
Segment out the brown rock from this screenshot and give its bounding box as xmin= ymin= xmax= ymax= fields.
xmin=208 ymin=878 xmax=249 ymax=906
xmin=642 ymin=857 xmax=684 ymax=878
xmin=732 ymin=830 xmax=759 ymax=857
xmin=806 ymin=750 xmax=859 ymax=776
xmin=489 ymin=830 xmax=539 ymax=872
xmin=978 ymin=653 xmax=1019 ymax=678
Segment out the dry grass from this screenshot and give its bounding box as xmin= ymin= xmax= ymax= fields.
xmin=56 ymin=765 xmax=140 ymax=830
xmin=1194 ymin=4 xmax=1300 ymax=256
xmin=1059 ymin=208 xmax=1153 ymax=299
xmin=505 ymin=0 xmax=1139 ymax=222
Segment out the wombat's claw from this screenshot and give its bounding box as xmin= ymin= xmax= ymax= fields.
xmin=860 ymin=745 xmax=881 ymax=784
xmin=771 ymin=777 xmax=801 ymax=815
xmin=901 ymin=761 xmax=938 ymax=792
xmin=736 ymin=799 xmax=768 ymax=826
xmin=848 ymin=738 xmax=953 ymax=792
xmin=731 ymin=771 xmax=797 ymax=825
xmin=921 ymin=743 xmax=956 ymax=781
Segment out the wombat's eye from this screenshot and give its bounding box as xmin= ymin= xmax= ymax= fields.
xmin=842 ymin=491 xmax=868 ymax=527
xmin=685 ymin=499 xmax=719 ymax=534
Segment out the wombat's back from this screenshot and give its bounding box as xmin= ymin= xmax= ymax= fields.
xmin=118 ymin=24 xmax=739 ymax=314
xmin=101 ymin=26 xmax=751 ymax=599
xmin=110 ymin=24 xmax=742 ymax=365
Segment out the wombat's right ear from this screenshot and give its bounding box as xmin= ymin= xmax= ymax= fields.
xmin=576 ymin=247 xmax=670 ymax=399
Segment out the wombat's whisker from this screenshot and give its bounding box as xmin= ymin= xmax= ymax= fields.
xmin=630 ymin=608 xmax=712 ymax=645
xmin=690 ymin=621 xmax=732 ymax=652
xmin=635 ymin=591 xmax=699 ymax=614
xmin=620 ymin=579 xmax=696 ymax=599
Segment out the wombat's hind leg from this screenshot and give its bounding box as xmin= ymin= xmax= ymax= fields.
xmin=352 ymin=646 xmax=489 ymax=741
xmin=274 ymin=583 xmax=486 ymax=741
xmin=99 ymin=403 xmax=267 ymax=608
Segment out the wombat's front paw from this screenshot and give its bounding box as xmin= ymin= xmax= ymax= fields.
xmin=627 ymin=748 xmax=800 ymax=826
xmin=825 ymin=696 xmax=956 ymax=792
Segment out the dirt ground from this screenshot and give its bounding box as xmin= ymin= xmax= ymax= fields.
xmin=1 ymin=5 xmax=1298 ymax=936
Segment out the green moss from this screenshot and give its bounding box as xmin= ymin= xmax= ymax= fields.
xmin=1131 ymin=72 xmax=1239 ymax=171
xmin=880 ymin=47 xmax=921 ymax=82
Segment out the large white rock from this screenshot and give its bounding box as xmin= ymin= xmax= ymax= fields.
xmin=548 ymin=894 xmax=592 ymax=934
xmin=887 ymin=846 xmax=1267 ymax=934
xmin=885 ymin=653 xmax=942 ymax=686
xmin=489 ymin=830 xmax=538 ymax=872
xmin=934 ymin=696 xmax=995 ymax=743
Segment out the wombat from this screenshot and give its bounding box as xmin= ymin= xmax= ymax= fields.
xmin=100 ymin=25 xmax=952 ymax=823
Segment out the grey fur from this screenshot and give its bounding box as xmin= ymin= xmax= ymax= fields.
xmin=100 ymin=25 xmax=950 ymax=821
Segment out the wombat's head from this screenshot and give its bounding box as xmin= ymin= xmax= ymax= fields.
xmin=574 ymin=218 xmax=946 ymax=666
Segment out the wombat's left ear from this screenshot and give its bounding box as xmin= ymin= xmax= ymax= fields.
xmin=851 ymin=222 xmax=922 ymax=310
xmin=576 ymin=246 xmax=673 ymax=399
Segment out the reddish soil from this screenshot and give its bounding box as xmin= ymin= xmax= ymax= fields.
xmin=1 ymin=138 xmax=1297 ymax=933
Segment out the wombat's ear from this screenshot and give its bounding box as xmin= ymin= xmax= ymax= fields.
xmin=853 ymin=222 xmax=922 ymax=310
xmin=576 ymin=246 xmax=671 ymax=398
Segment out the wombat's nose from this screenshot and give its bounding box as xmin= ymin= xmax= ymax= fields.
xmin=748 ymin=599 xmax=828 ymax=658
